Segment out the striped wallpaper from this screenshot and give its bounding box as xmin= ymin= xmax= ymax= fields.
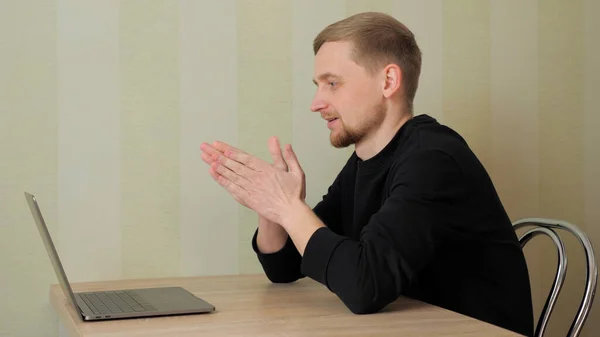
xmin=0 ymin=1 xmax=598 ymax=337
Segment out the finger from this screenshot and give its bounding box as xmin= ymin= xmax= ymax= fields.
xmin=284 ymin=144 xmax=304 ymax=175
xmin=205 ymin=143 xmax=238 ymax=169
xmin=212 ymin=161 xmax=249 ymax=187
xmin=212 ymin=151 xmax=254 ymax=179
xmin=208 ymin=165 xmax=222 ymax=181
xmin=200 ymin=142 xmax=221 ymax=154
xmin=200 ymin=143 xmax=224 ymax=160
xmin=213 ymin=141 xmax=268 ymax=171
xmin=212 ymin=141 xmax=244 ymax=156
xmin=209 ymin=166 xmax=249 ymax=203
xmin=268 ymin=136 xmax=288 ymax=171
xmin=201 ymin=152 xmax=214 ymax=166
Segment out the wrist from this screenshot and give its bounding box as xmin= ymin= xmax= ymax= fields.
xmin=258 ymin=214 xmax=277 ymax=227
xmin=279 ymin=199 xmax=311 ymax=231
xmin=278 ymin=200 xmax=325 ymax=256
xmin=256 ymin=214 xmax=288 ymax=254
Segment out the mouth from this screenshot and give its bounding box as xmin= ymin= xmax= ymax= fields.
xmin=326 ymin=117 xmax=339 ymax=128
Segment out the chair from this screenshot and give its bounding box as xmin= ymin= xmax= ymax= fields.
xmin=513 ymin=218 xmax=598 ymax=337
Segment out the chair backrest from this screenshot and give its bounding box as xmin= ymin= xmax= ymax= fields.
xmin=513 ymin=218 xmax=598 ymax=337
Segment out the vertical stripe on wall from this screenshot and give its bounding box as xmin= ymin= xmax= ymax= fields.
xmin=490 ymin=0 xmax=539 ymax=226
xmin=539 ymin=1 xmax=586 ymax=336
xmin=179 ymin=0 xmax=239 ymax=276
xmin=0 ymin=1 xmax=58 ymax=336
xmin=120 ymin=0 xmax=181 ymax=278
xmin=57 ymin=0 xmax=121 ymax=282
xmin=392 ymin=0 xmax=443 ymax=123
xmin=346 ymin=0 xmax=392 ymax=16
xmin=291 ymin=0 xmax=349 ymax=209
xmin=490 ymin=0 xmax=542 ymax=321
xmin=539 ymin=1 xmax=585 ymax=228
xmin=442 ymin=0 xmax=491 ymax=168
xmin=237 ymin=0 xmax=293 ymax=274
xmin=583 ymin=0 xmax=600 ymax=333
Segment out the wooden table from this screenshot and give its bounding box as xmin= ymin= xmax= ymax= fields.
xmin=50 ymin=274 xmax=521 ymax=336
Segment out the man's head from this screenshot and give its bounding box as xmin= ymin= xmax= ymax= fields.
xmin=311 ymin=12 xmax=421 ymax=148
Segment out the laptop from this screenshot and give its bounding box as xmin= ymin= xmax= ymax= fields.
xmin=24 ymin=191 xmax=215 ymax=321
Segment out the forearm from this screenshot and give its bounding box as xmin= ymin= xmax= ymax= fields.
xmin=299 ymin=226 xmax=407 ymax=314
xmin=252 ymin=201 xmax=323 ymax=283
xmin=280 ymin=201 xmax=326 ymax=255
xmin=286 ymin=199 xmax=417 ymax=314
xmin=278 ymin=201 xmax=402 ymax=314
xmin=252 ymin=214 xmax=304 ymax=283
xmin=256 ymin=215 xmax=288 ymax=254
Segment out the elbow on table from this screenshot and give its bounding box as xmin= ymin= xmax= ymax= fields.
xmin=265 ymin=272 xmax=305 ymax=284
xmin=344 ymin=291 xmax=388 ymax=315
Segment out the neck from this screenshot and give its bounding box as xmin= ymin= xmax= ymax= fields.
xmin=355 ymin=107 xmax=412 ymax=160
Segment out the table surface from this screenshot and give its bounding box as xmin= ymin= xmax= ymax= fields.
xmin=50 ymin=274 xmax=521 ymax=337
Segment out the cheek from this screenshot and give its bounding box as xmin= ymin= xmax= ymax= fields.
xmin=345 ymin=84 xmax=378 ymax=115
xmin=335 ymin=93 xmax=358 ymax=122
xmin=334 ymin=82 xmax=378 ymax=126
xmin=338 ymin=100 xmax=366 ymax=127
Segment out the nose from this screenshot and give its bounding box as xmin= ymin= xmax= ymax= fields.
xmin=310 ymin=91 xmax=328 ymax=112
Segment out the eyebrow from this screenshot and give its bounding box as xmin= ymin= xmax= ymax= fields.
xmin=312 ymin=72 xmax=341 ymax=86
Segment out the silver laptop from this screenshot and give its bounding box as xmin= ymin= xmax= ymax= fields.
xmin=24 ymin=191 xmax=215 ymax=321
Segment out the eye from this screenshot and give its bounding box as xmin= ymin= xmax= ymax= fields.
xmin=328 ymin=81 xmax=338 ymax=88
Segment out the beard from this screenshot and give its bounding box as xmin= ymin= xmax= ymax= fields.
xmin=330 ymin=101 xmax=386 ymax=148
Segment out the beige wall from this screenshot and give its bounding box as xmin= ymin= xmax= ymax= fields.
xmin=0 ymin=1 xmax=598 ymax=337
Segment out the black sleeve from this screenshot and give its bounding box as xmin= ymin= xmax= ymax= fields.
xmin=251 ymin=170 xmax=345 ymax=283
xmin=300 ymin=149 xmax=463 ymax=314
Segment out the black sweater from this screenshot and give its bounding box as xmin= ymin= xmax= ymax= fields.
xmin=251 ymin=114 xmax=534 ymax=337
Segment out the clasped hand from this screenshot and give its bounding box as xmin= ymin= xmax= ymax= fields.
xmin=200 ymin=136 xmax=306 ymax=226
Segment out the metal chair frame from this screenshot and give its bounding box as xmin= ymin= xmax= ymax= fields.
xmin=513 ymin=218 xmax=598 ymax=337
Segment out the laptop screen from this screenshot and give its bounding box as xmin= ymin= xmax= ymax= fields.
xmin=24 ymin=192 xmax=80 ymax=313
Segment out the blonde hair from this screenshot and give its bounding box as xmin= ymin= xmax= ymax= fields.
xmin=313 ymin=12 xmax=422 ymax=112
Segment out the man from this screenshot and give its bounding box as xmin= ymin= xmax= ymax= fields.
xmin=200 ymin=12 xmax=533 ymax=337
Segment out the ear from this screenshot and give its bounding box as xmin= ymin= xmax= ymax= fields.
xmin=381 ymin=64 xmax=402 ymax=99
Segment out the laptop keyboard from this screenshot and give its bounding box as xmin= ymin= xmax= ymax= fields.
xmin=79 ymin=291 xmax=156 ymax=315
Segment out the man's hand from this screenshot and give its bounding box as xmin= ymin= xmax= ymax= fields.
xmin=200 ymin=137 xmax=323 ymax=256
xmin=200 ymin=142 xmax=251 ymax=209
xmin=200 ymin=137 xmax=311 ymax=254
xmin=200 ymin=138 xmax=306 ymax=225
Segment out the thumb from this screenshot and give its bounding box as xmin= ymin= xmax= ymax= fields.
xmin=268 ymin=136 xmax=288 ymax=171
xmin=283 ymin=144 xmax=303 ymax=175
